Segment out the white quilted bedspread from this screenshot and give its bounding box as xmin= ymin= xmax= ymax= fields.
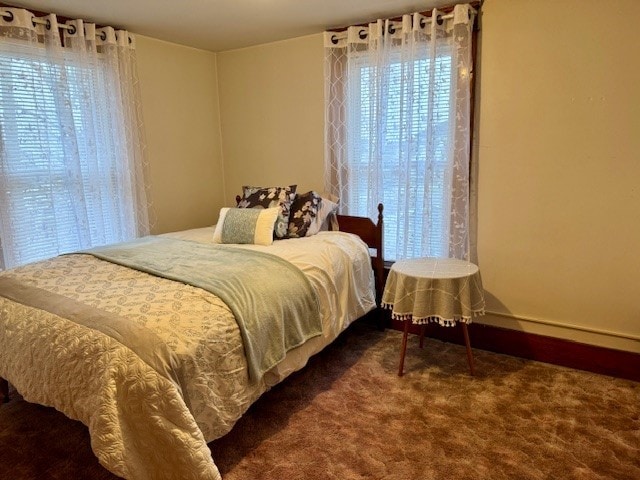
xmin=0 ymin=230 xmax=375 ymax=480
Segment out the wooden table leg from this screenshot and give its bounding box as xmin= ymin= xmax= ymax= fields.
xmin=398 ymin=320 xmax=411 ymax=376
xmin=419 ymin=324 xmax=426 ymax=349
xmin=461 ymin=323 xmax=475 ymax=376
xmin=1 ymin=377 xmax=9 ymax=403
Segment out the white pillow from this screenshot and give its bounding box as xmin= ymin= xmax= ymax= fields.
xmin=306 ymin=194 xmax=339 ymax=236
xmin=213 ymin=207 xmax=279 ymax=246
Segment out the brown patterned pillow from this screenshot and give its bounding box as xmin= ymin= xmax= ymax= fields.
xmin=237 ymin=185 xmax=297 ymax=238
xmin=287 ymin=191 xmax=322 ymax=238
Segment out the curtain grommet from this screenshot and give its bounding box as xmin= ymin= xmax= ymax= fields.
xmin=67 ymin=24 xmax=77 ymax=35
xmin=358 ymin=29 xmax=367 ymax=40
xmin=330 ymin=34 xmax=338 ymax=45
xmin=3 ymin=11 xmax=14 ymax=23
xmin=100 ymin=31 xmax=107 ymax=41
xmin=45 ymin=19 xmax=51 ymax=30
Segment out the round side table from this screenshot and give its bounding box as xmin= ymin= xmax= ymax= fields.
xmin=382 ymin=257 xmax=485 ymax=376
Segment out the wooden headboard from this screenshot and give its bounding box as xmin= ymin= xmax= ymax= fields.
xmin=234 ymin=195 xmax=384 ymax=304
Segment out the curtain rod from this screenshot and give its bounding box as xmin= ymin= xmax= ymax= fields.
xmin=0 ymin=10 xmax=74 ymax=31
xmin=328 ymin=1 xmax=481 ymax=32
xmin=0 ymin=2 xmax=116 ymax=32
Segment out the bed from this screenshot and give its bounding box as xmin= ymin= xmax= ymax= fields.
xmin=0 ymin=200 xmax=384 ymax=480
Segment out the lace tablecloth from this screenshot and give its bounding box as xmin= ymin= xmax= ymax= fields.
xmin=382 ymin=257 xmax=485 ymax=327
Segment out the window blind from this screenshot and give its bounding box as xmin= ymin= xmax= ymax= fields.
xmin=346 ymin=47 xmax=454 ymax=260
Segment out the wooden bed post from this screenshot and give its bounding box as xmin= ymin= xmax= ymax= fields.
xmin=374 ymin=203 xmax=384 ymax=305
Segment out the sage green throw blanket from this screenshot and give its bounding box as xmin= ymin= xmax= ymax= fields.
xmin=83 ymin=236 xmax=322 ymax=381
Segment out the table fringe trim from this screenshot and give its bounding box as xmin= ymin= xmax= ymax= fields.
xmin=382 ymin=303 xmax=485 ymax=327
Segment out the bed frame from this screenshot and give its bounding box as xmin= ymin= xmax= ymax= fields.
xmin=0 ymin=202 xmax=385 ymax=404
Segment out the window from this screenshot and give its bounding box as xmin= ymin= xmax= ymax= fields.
xmin=0 ymin=22 xmax=148 ymax=270
xmin=346 ymin=50 xmax=454 ymax=260
xmin=324 ymin=10 xmax=475 ymax=262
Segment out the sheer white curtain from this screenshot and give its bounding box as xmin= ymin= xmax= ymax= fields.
xmin=324 ymin=4 xmax=475 ymax=261
xmin=0 ymin=7 xmax=150 ymax=270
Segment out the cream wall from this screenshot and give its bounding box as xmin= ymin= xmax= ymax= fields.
xmin=217 ymin=34 xmax=325 ymax=198
xmin=136 ymin=35 xmax=225 ymax=234
xmin=476 ymin=0 xmax=640 ymax=352
xmin=214 ymin=0 xmax=640 ymax=352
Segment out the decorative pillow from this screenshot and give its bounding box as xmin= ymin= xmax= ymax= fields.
xmin=212 ymin=207 xmax=280 ymax=246
xmin=287 ymin=191 xmax=322 ymax=238
xmin=306 ymin=193 xmax=339 ymax=236
xmin=237 ymin=185 xmax=297 ymax=239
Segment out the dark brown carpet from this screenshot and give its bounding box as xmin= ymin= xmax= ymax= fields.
xmin=1 ymin=321 xmax=638 ymax=479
